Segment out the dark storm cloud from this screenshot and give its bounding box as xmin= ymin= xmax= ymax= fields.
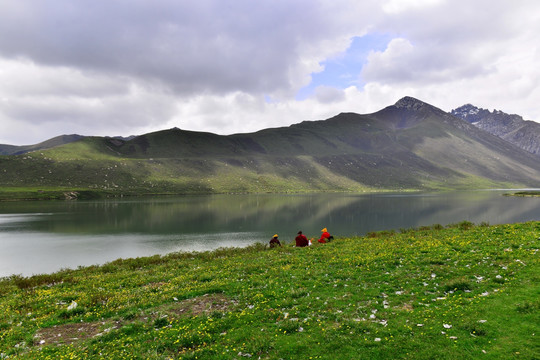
xmin=0 ymin=0 xmax=361 ymax=95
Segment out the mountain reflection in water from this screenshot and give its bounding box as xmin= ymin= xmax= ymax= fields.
xmin=1 ymin=191 xmax=539 ymax=276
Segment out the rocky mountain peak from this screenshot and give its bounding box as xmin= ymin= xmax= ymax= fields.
xmin=451 ymin=104 xmax=523 ymax=124
xmin=394 ymin=96 xmax=428 ymax=110
xmin=451 ymin=104 xmax=493 ymax=123
xmin=451 ymin=104 xmax=540 ymax=156
xmin=451 ymin=104 xmax=480 ymax=118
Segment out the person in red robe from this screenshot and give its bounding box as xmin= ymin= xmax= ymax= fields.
xmin=295 ymin=231 xmax=309 ymax=247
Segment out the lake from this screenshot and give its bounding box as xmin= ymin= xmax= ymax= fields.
xmin=1 ymin=190 xmax=539 ymax=277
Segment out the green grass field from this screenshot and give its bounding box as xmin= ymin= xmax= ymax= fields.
xmin=0 ymin=221 xmax=538 ymax=359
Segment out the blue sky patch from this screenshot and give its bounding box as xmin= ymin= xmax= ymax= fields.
xmin=296 ymin=33 xmax=392 ymax=100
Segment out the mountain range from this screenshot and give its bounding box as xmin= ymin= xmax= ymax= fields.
xmin=451 ymin=104 xmax=540 ymax=155
xmin=1 ymin=96 xmax=540 ymax=195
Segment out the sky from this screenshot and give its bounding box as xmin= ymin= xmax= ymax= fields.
xmin=1 ymin=0 xmax=539 ymax=145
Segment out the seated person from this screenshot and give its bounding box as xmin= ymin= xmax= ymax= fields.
xmin=318 ymin=227 xmax=333 ymax=243
xmin=295 ymin=231 xmax=309 ymax=247
xmin=269 ymin=234 xmax=282 ymax=248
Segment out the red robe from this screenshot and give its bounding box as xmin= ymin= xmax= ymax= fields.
xmin=319 ymin=231 xmax=331 ymax=243
xmin=295 ymin=234 xmax=309 ymax=247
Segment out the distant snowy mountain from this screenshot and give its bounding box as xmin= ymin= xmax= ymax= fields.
xmin=451 ymin=104 xmax=540 ymax=156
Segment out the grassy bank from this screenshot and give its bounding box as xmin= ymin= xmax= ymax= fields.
xmin=0 ymin=222 xmax=538 ymax=359
xmin=508 ymin=191 xmax=540 ymax=197
xmin=0 ymin=187 xmax=186 ymax=201
xmin=0 ymin=187 xmax=115 ymax=201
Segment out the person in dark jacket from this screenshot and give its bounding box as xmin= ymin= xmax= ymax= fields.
xmin=295 ymin=231 xmax=309 ymax=247
xmin=269 ymin=234 xmax=282 ymax=248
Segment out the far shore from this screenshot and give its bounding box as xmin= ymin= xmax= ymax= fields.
xmin=3 ymin=186 xmax=540 ymax=202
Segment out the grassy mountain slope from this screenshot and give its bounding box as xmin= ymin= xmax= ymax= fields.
xmin=0 ymin=134 xmax=84 ymax=156
xmin=1 ymin=97 xmax=540 ymax=197
xmin=372 ymin=97 xmax=540 ymax=187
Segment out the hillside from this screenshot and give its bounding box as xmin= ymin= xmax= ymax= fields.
xmin=451 ymin=104 xmax=540 ymax=156
xmin=0 ymin=134 xmax=84 ymax=156
xmin=1 ymin=97 xmax=540 ymax=197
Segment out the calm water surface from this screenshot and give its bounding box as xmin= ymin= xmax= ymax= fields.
xmin=1 ymin=191 xmax=539 ymax=277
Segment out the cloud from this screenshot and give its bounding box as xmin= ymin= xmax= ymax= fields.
xmin=314 ymin=86 xmax=346 ymax=104
xmin=0 ymin=0 xmax=371 ymax=96
xmin=361 ymin=38 xmax=493 ymax=85
xmin=0 ymin=59 xmax=128 ymax=99
xmin=0 ymin=58 xmax=178 ymax=138
xmin=0 ymin=0 xmax=539 ymax=144
xmin=363 ymin=0 xmax=538 ymax=87
xmin=382 ymin=0 xmax=444 ymax=14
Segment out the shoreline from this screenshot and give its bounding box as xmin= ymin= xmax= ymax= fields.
xmin=2 ymin=186 xmax=537 ymax=202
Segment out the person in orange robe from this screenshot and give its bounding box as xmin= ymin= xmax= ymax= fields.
xmin=318 ymin=227 xmax=332 ymax=243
